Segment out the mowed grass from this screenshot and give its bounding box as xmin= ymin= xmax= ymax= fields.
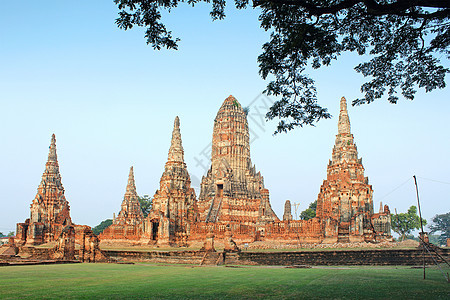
xmin=1 ymin=263 xmax=448 ymax=299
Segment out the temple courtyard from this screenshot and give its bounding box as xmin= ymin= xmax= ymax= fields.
xmin=1 ymin=263 xmax=448 ymax=299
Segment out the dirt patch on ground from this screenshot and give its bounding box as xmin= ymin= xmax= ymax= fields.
xmin=396 ymin=239 xmax=420 ymax=248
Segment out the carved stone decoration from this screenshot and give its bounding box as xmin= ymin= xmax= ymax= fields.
xmin=223 ymin=226 xmax=239 ymax=252
xmin=200 ymin=232 xmax=216 ymax=252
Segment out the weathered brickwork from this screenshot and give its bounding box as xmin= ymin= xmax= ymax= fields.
xmin=142 ymin=116 xmax=197 ymax=246
xmin=15 ymin=95 xmax=391 ymax=254
xmin=196 ymin=96 xmax=278 ymax=229
xmin=283 ymin=200 xmax=293 ymax=221
xmin=15 ymin=134 xmax=106 ymax=262
xmin=315 ymin=97 xmax=391 ymax=243
xmin=96 ymin=95 xmax=390 ymax=245
xmin=16 ymin=134 xmax=72 ymax=246
xmin=102 ymin=248 xmax=449 ymax=266
xmin=100 ymin=166 xmax=145 ymax=241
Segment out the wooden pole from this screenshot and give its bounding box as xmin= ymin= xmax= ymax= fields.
xmin=413 ymin=175 xmax=426 ymax=280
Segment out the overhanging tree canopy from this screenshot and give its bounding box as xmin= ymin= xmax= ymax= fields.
xmin=114 ymin=0 xmax=449 ymax=133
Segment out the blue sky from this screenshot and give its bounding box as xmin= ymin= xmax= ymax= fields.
xmin=1 ymin=1 xmax=449 ymax=234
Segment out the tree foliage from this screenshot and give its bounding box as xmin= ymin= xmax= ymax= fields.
xmin=391 ymin=205 xmax=427 ymax=241
xmin=92 ymin=219 xmax=113 ymax=235
xmin=114 ymin=0 xmax=449 ymax=133
xmin=0 ymin=232 xmax=15 ymax=237
xmin=428 ymin=212 xmax=450 ymax=245
xmin=138 ymin=195 xmax=153 ymax=217
xmin=300 ymin=200 xmax=317 ymax=220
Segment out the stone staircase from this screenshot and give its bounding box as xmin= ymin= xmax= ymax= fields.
xmin=199 ymin=251 xmax=224 ymax=266
xmin=206 ymin=197 xmax=222 ymax=222
xmin=337 ymin=222 xmax=350 ymax=243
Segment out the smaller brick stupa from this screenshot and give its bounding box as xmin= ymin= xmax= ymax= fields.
xmin=145 ymin=116 xmax=197 ymax=245
xmin=114 ymin=166 xmax=144 ymax=226
xmin=100 ymin=166 xmax=145 ymax=241
xmin=283 ymin=200 xmax=293 ymax=222
xmin=315 ymin=97 xmax=390 ymax=242
xmin=16 ymin=134 xmax=72 ymax=245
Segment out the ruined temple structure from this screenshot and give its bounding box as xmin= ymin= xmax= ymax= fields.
xmin=14 ymin=96 xmax=391 ymax=251
xmin=314 ymin=97 xmax=391 ymax=242
xmin=99 ymin=166 xmax=145 ymax=241
xmin=191 ymin=96 xmax=278 ymax=241
xmin=372 ymin=202 xmax=392 ymax=241
xmin=283 ymin=200 xmax=293 ymax=222
xmin=227 ymin=96 xmax=391 ymax=244
xmin=115 ymin=167 xmax=144 ymax=226
xmin=15 ymin=134 xmax=107 ymax=261
xmin=16 ymin=134 xmax=73 ymax=245
xmin=197 ymin=96 xmax=278 ymax=224
xmin=143 ymin=116 xmax=197 ymax=246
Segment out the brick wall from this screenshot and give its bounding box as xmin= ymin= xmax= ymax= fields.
xmin=236 ymin=249 xmax=450 ymax=266
xmin=105 ymin=248 xmax=449 ymax=266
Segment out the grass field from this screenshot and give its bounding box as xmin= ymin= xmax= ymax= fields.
xmin=1 ymin=263 xmax=448 ymax=299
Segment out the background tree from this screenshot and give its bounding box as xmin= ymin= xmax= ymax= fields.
xmin=7 ymin=231 xmax=14 ymax=237
xmin=92 ymin=219 xmax=113 ymax=235
xmin=138 ymin=195 xmax=152 ymax=218
xmin=115 ymin=0 xmax=449 ymax=133
xmin=428 ymin=212 xmax=450 ymax=245
xmin=391 ymin=206 xmax=427 ymax=241
xmin=300 ymin=200 xmax=317 ymax=220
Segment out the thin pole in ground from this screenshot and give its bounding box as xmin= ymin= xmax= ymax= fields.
xmin=413 ymin=175 xmax=425 ymax=280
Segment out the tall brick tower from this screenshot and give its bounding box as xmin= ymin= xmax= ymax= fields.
xmin=114 ymin=166 xmax=144 ymax=226
xmin=315 ymin=97 xmax=374 ymax=242
xmin=16 ymin=134 xmax=72 ymax=245
xmin=197 ymin=95 xmax=278 ymax=224
xmin=147 ymin=116 xmax=197 ymax=245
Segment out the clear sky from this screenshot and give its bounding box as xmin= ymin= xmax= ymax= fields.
xmin=1 ymin=1 xmax=449 ymax=234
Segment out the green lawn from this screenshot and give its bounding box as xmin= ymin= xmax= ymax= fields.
xmin=0 ymin=263 xmax=448 ymax=299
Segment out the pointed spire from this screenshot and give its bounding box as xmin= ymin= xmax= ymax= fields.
xmin=219 ymin=95 xmax=243 ymax=112
xmin=379 ymin=201 xmax=383 ymax=213
xmin=30 ymin=133 xmax=71 ymax=227
xmin=338 ymin=97 xmax=351 ymax=134
xmin=126 ymin=166 xmax=137 ymax=195
xmin=48 ymin=133 xmax=58 ymax=162
xmin=167 ymin=116 xmax=184 ymax=163
xmin=41 ymin=133 xmax=62 ymax=187
xmin=115 ymin=166 xmax=143 ymax=225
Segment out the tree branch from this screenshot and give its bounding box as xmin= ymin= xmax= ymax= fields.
xmin=253 ymin=0 xmax=450 ymax=18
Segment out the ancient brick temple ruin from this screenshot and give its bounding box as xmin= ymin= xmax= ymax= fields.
xmin=98 ymin=95 xmax=391 ymax=245
xmin=143 ymin=116 xmax=197 ymax=245
xmin=314 ymin=97 xmax=391 ymax=243
xmin=283 ymin=200 xmax=293 ymax=222
xmin=15 ymin=134 xmax=106 ymax=261
xmin=99 ymin=166 xmax=145 ymax=241
xmin=190 ymin=96 xmax=390 ymax=243
xmin=14 ymin=95 xmax=391 ymax=252
xmin=191 ymin=96 xmax=279 ymax=240
xmin=16 ymin=134 xmax=72 ymax=245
